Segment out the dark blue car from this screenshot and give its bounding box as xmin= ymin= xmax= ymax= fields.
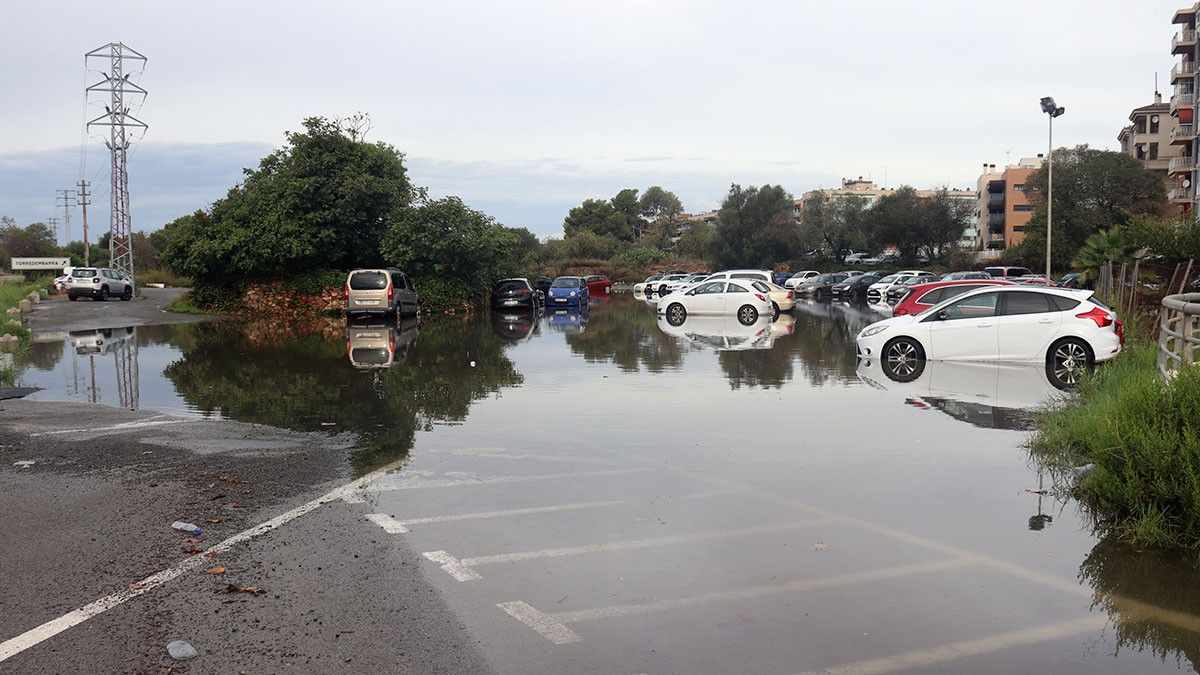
xmin=546 ymin=276 xmax=589 ymax=307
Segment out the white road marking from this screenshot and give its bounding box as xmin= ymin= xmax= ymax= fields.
xmin=552 ymin=558 xmax=974 ymax=625
xmin=497 ymin=601 xmax=582 ymax=645
xmin=433 ymin=447 xmax=616 ymax=465
xmin=29 ymin=416 xmax=190 ymax=437
xmin=365 ymin=513 xmax=409 ymax=534
xmin=422 ymin=551 xmax=482 ymax=581
xmin=340 ymin=492 xmax=366 ymax=504
xmin=795 ymin=615 xmax=1107 ymax=675
xmin=0 ymin=457 xmax=407 ymax=663
xmin=400 ymin=500 xmax=624 ymax=529
xmin=428 ymin=519 xmax=837 ymax=581
xmin=370 ymin=467 xmax=652 ymax=491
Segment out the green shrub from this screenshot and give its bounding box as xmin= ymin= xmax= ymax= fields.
xmin=189 ymin=282 xmax=244 ymax=311
xmin=415 ymin=277 xmax=479 ymax=314
xmin=1031 ymin=344 xmax=1200 ymax=551
xmin=137 ymin=267 xmax=193 ymax=287
xmin=614 ymin=247 xmax=668 ymax=267
xmin=283 ymin=268 xmax=346 ymax=295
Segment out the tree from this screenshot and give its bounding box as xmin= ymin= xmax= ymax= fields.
xmin=379 ymin=196 xmax=518 ymax=295
xmin=866 ymin=187 xmax=926 ymax=261
xmin=1072 ymin=227 xmax=1137 ymax=281
xmin=162 ymin=116 xmax=412 ymax=283
xmin=710 ymin=184 xmax=798 ymax=269
xmin=1020 ymin=145 xmax=1166 ymax=269
xmin=920 ymin=188 xmax=975 ymax=259
xmin=1127 ymin=215 xmax=1200 ymax=263
xmin=563 ymin=230 xmax=620 ymax=259
xmin=562 ymin=189 xmax=647 ymax=242
xmin=611 ymin=188 xmax=644 ymax=238
xmin=639 ymin=186 xmax=682 ymax=228
xmin=0 ymin=221 xmax=60 ymax=270
xmin=797 ymin=192 xmax=872 ymax=262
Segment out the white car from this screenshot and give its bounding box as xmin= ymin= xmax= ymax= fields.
xmin=784 ymin=271 xmax=820 ymax=289
xmin=865 ymin=270 xmax=929 ymax=302
xmin=657 ymin=279 xmax=775 ymax=327
xmin=647 ymin=273 xmax=694 ymax=295
xmin=632 ymin=276 xmax=662 ymax=294
xmin=844 ymin=253 xmax=868 ymax=264
xmin=658 ymin=273 xmax=708 ymax=296
xmin=656 ymin=314 xmax=776 ymax=351
xmin=855 ymin=287 xmax=1123 ymax=387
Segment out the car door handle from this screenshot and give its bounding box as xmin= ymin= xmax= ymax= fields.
xmin=977 ymin=322 xmax=993 ymax=328
xmin=1037 ymin=319 xmax=1054 ymax=324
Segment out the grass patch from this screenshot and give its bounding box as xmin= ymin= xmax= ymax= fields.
xmin=165 ymin=292 xmax=213 ymax=315
xmin=137 ymin=267 xmax=192 ymax=287
xmin=1030 ymin=341 xmax=1200 ymax=552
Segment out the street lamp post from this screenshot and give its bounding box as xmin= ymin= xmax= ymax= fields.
xmin=1040 ymin=97 xmax=1065 ymax=282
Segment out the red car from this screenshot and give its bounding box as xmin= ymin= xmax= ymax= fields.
xmin=891 ymin=279 xmax=1014 ymax=316
xmin=584 ymin=274 xmax=612 ymax=296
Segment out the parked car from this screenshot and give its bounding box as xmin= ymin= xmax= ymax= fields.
xmin=346 ymin=318 xmax=419 ymax=369
xmin=984 ymin=266 xmax=1034 ymax=280
xmin=585 ymin=274 xmax=613 ymax=295
xmin=831 ymin=272 xmax=884 ymax=301
xmin=844 ymin=252 xmax=869 ymax=265
xmin=866 ymin=270 xmax=930 ymax=302
xmin=784 ymin=271 xmax=820 ymax=289
xmin=344 ymin=268 xmax=418 ymax=319
xmin=1014 ymin=275 xmax=1051 ymax=286
xmin=1059 ymin=272 xmax=1093 ymax=290
xmin=658 ymin=279 xmax=774 ymax=326
xmin=771 ymin=271 xmax=793 ymax=286
xmin=648 ymin=273 xmax=695 ymax=295
xmin=855 ymin=287 xmax=1124 ymax=386
xmin=491 ymin=278 xmax=540 ymax=310
xmin=941 ymin=271 xmax=993 ymax=281
xmin=65 ymin=267 xmax=135 ymax=302
xmin=757 ymin=281 xmax=795 ymax=314
xmin=884 ymin=274 xmax=940 ymax=301
xmin=891 ymin=279 xmax=1015 ymax=316
xmin=546 ymin=276 xmax=589 ymax=307
xmin=657 ymin=273 xmax=707 ymax=296
xmin=54 ymin=267 xmax=75 ymax=291
xmin=794 ymin=272 xmax=850 ymax=298
xmin=633 ymin=274 xmax=663 ymax=295
xmin=701 ymin=270 xmax=774 ymax=285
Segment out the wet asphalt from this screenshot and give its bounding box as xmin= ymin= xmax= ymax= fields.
xmin=0 ymin=292 xmax=489 ymax=673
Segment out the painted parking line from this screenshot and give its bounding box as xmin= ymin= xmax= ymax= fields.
xmin=500 ymin=558 xmax=975 ymax=644
xmin=29 ymin=416 xmax=191 ymax=437
xmin=0 ymin=457 xmax=408 ymax=664
xmin=365 ymin=513 xmax=408 ymax=534
xmin=391 ymin=500 xmax=626 ymax=533
xmin=370 ymin=467 xmax=653 ymax=491
xmin=429 ymin=447 xmax=618 ymax=466
xmin=425 ymin=518 xmax=838 ymax=582
xmin=794 ymin=614 xmax=1107 ymax=675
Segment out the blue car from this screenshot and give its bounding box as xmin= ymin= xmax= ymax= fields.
xmin=546 ymin=276 xmax=589 ymax=307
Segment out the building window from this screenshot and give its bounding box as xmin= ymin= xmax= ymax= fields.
xmin=1150 ymin=142 xmax=1159 ymax=160
xmin=1013 ymin=225 xmax=1026 ymax=232
xmin=1013 ymin=184 xmax=1025 ymax=191
xmin=1013 ymin=205 xmax=1033 ymax=212
xmin=1151 ymin=116 xmax=1160 ymax=134
xmin=1135 ymin=116 xmax=1147 ymax=134
xmin=1136 ymin=144 xmax=1146 ymax=160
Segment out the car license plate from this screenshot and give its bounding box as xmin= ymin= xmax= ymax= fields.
xmin=355 ymin=299 xmax=378 ymax=306
xmin=503 ymin=299 xmax=518 ymax=306
xmin=555 ymin=298 xmax=566 ymax=302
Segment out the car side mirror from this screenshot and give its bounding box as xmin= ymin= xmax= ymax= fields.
xmin=937 ymin=310 xmax=950 ymax=321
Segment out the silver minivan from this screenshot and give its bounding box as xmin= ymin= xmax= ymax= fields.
xmin=345 ymin=268 xmax=419 ymax=319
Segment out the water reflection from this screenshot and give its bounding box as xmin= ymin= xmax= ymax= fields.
xmin=565 ymin=298 xmax=685 ymax=372
xmin=546 ymin=307 xmax=589 ymax=334
xmin=856 ymin=358 xmax=1066 ymax=430
xmin=490 ymin=310 xmax=539 ymax=341
xmin=656 ymin=315 xmax=776 ymax=351
xmin=345 ymin=318 xmax=420 ymax=369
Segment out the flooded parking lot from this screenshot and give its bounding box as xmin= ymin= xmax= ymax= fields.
xmin=13 ymin=294 xmax=1200 ymax=673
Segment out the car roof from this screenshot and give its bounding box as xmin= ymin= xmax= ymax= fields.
xmin=938 ymin=284 xmax=1090 ymax=303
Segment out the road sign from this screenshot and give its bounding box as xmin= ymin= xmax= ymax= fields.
xmin=11 ymin=257 xmax=70 ymax=271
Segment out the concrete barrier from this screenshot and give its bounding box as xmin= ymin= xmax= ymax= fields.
xmin=0 ymin=334 xmax=19 ymax=351
xmin=26 ymin=292 xmax=39 ymax=305
xmin=5 ymin=308 xmax=20 ymax=320
xmin=18 ymin=299 xmax=32 ymax=314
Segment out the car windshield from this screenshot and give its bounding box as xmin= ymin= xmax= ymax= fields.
xmin=751 ymin=281 xmax=772 ymax=293
xmin=551 ymin=277 xmax=580 ymax=288
xmin=585 ymin=275 xmax=605 ymax=282
xmin=349 ymin=271 xmax=388 ymax=290
xmin=877 ymin=275 xmax=897 ymax=283
xmin=495 ymin=280 xmax=528 ymax=292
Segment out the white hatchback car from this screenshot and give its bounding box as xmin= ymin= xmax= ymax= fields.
xmin=784 ymin=271 xmax=820 ymax=289
xmin=657 ymin=279 xmax=775 ymax=326
xmin=855 ymin=287 xmax=1123 ymax=386
xmin=865 ymin=270 xmax=929 ymax=302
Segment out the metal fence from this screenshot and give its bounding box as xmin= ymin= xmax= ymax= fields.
xmin=1158 ymin=293 xmax=1200 ymax=377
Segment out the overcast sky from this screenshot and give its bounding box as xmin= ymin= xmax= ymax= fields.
xmin=0 ymin=0 xmax=1186 ymax=239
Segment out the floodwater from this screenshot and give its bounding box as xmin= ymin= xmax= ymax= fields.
xmin=15 ymin=294 xmax=1200 ymax=673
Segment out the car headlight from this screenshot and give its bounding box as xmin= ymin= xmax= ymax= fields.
xmin=860 ymin=324 xmax=888 ymax=338
xmin=569 ymin=291 xmax=577 ymax=297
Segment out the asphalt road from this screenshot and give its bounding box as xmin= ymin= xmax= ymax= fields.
xmin=0 ymin=293 xmax=490 ymax=673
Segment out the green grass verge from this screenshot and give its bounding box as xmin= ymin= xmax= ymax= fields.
xmin=1030 ymin=340 xmax=1200 ymax=552
xmin=137 ymin=267 xmax=193 ymax=287
xmin=0 ymin=276 xmax=53 ymax=386
xmin=165 ymin=292 xmax=214 ymax=315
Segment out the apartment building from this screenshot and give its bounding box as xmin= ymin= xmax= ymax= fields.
xmin=1117 ymin=93 xmax=1181 ymax=175
xmin=975 ymin=157 xmax=1043 ymax=253
xmin=1171 ymin=3 xmax=1198 ymax=214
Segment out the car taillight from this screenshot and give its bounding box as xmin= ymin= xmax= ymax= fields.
xmin=895 ymin=308 xmax=908 ymax=316
xmin=387 ymin=283 xmax=394 ymax=300
xmin=755 ymin=293 xmax=767 ymax=302
xmin=520 ymin=288 xmax=530 ymax=295
xmin=346 ymin=340 xmax=352 ymax=355
xmin=1115 ymin=319 xmax=1125 ymax=344
xmin=787 ymin=291 xmax=794 ymax=300
xmin=1076 ymin=307 xmax=1113 ymax=328
xmin=343 ymin=284 xmax=350 ymax=302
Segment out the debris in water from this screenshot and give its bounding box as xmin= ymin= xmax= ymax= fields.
xmin=166 ymin=639 xmax=198 ymax=661
xmin=811 ymin=542 xmax=828 ymax=552
xmin=13 ymin=460 xmax=35 ymax=468
xmin=171 ymin=521 xmax=203 ymax=536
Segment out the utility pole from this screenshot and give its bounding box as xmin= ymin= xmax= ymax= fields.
xmin=47 ymin=217 xmax=60 ymax=241
xmin=77 ymin=180 xmax=91 ymax=266
xmin=86 ymin=42 xmax=147 ymax=280
xmin=56 ymin=189 xmax=76 ymax=244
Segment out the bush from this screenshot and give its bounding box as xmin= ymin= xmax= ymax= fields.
xmin=614 ymin=247 xmax=668 ymax=267
xmin=415 ymin=277 xmax=478 ymax=314
xmin=283 ymin=268 xmax=345 ymax=295
xmin=1031 ymin=344 xmax=1200 ymax=551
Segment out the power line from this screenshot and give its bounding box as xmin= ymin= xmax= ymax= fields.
xmin=85 ymin=42 xmax=147 ymax=281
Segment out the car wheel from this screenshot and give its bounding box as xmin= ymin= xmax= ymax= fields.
xmin=121 ymin=287 xmax=132 ymax=301
xmin=666 ymin=303 xmax=687 ymax=326
xmin=737 ymin=305 xmax=758 ymax=325
xmin=771 ymin=302 xmax=780 ymax=318
xmin=98 ymin=286 xmax=110 ymax=301
xmin=882 ymin=337 xmax=926 ymax=383
xmin=68 ymin=293 xmax=77 ymax=302
xmin=1046 ymin=338 xmax=1093 ymax=389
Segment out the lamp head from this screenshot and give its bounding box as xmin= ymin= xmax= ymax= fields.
xmin=1040 ymin=97 xmax=1058 ymax=114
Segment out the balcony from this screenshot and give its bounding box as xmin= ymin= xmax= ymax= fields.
xmin=987 ymin=193 xmax=1004 ymax=206
xmin=1173 ymin=61 xmax=1198 ymax=83
xmin=987 ymin=213 xmax=1004 ymax=226
xmin=1168 ymin=155 xmax=1196 ymax=174
xmin=1173 ymin=3 xmax=1198 ymax=25
xmin=1172 ymin=123 xmax=1196 ymax=145
xmin=988 ymin=234 xmax=1006 ymax=244
xmin=1169 ymin=187 xmax=1193 ymax=202
xmin=1171 ymin=92 xmax=1195 ymax=113
xmin=1174 ymin=30 xmax=1198 ymax=54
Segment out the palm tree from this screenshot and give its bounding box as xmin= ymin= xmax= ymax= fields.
xmin=1072 ymin=227 xmax=1137 ymax=282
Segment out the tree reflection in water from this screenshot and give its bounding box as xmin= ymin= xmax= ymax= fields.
xmin=163 ymin=317 xmax=523 ymax=475
xmin=565 ymin=296 xmax=686 ymax=372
